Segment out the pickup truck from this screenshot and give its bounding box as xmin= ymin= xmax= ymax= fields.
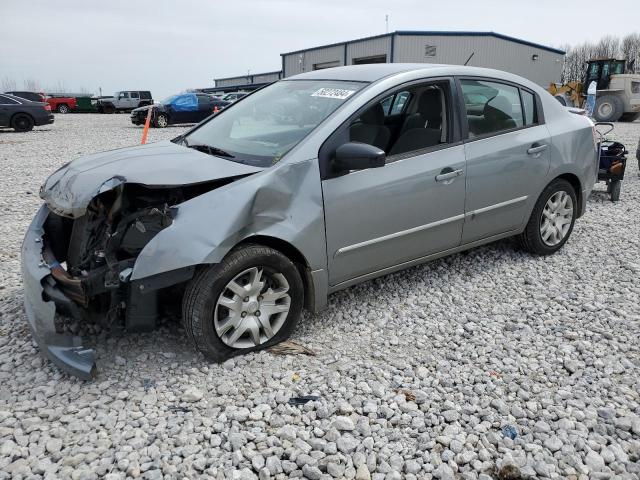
xmin=46 ymin=96 xmax=77 ymax=114
xmin=94 ymin=91 xmax=153 ymax=113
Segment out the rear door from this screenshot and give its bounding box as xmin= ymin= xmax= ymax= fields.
xmin=0 ymin=95 xmax=19 ymax=126
xmin=458 ymin=78 xmax=550 ymax=244
xmin=130 ymin=91 xmax=140 ymax=108
xmin=196 ymin=94 xmax=213 ymax=121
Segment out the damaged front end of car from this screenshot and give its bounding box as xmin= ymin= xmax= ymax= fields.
xmin=22 ymin=170 xmax=250 ymax=379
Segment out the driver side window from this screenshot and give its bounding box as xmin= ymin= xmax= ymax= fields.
xmin=349 ymin=81 xmax=450 ymax=158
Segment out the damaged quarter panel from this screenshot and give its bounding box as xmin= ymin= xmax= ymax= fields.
xmin=131 ymin=157 xmax=326 ymax=280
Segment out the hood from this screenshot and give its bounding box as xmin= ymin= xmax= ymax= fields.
xmin=40 ymin=141 xmax=263 ymax=218
xmin=132 ymin=104 xmax=160 ymax=113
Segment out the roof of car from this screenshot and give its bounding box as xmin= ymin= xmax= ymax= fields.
xmin=286 ymin=63 xmax=540 ymax=90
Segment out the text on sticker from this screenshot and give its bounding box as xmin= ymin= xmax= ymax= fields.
xmin=311 ymin=88 xmax=355 ymax=100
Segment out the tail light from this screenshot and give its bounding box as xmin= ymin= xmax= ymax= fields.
xmin=44 ymin=104 xmax=51 ymax=111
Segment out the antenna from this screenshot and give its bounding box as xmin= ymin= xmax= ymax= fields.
xmin=464 ymin=52 xmax=475 ymax=66
xmin=385 ymin=14 xmax=389 ymax=33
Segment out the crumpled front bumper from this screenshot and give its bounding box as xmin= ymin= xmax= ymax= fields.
xmin=21 ymin=205 xmax=96 ymax=380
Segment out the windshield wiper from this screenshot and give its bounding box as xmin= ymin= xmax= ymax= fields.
xmin=185 ymin=142 xmax=235 ymax=158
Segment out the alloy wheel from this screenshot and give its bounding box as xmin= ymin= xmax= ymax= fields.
xmin=540 ymin=191 xmax=574 ymax=246
xmin=214 ymin=266 xmax=291 ymax=349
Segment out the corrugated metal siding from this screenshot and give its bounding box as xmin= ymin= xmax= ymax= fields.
xmin=346 ymin=36 xmax=392 ymax=65
xmin=393 ymin=35 xmax=562 ymax=85
xmin=252 ymin=72 xmax=281 ymax=84
xmin=282 ymin=34 xmax=563 ymax=84
xmin=283 ymin=45 xmax=344 ymax=77
xmin=215 ymin=77 xmax=251 ymax=87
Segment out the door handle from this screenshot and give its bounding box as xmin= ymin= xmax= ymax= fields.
xmin=435 ymin=168 xmax=464 ymax=183
xmin=527 ymin=143 xmax=548 ymax=155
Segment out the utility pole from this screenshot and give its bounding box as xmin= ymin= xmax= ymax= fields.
xmin=385 ymin=14 xmax=389 ymax=33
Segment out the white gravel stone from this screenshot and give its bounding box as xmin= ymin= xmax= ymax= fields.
xmin=1 ymin=116 xmax=639 ymax=480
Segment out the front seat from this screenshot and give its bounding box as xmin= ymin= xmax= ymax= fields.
xmin=399 ymin=89 xmax=442 ymax=135
xmin=350 ymin=103 xmax=391 ymax=151
xmin=482 ymin=95 xmax=517 ymax=133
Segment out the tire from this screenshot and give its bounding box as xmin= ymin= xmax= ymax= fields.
xmin=182 ymin=245 xmax=304 ymax=362
xmin=619 ymin=112 xmax=640 ymax=122
xmin=154 ymin=113 xmax=168 ymax=128
xmin=594 ymin=95 xmax=624 ymax=122
xmin=103 ymin=105 xmax=115 ymax=114
xmin=610 ymin=180 xmax=621 ymax=202
xmin=57 ymin=104 xmax=69 ymax=114
xmin=519 ymin=179 xmax=577 ymax=255
xmin=11 ymin=114 xmax=34 ymax=132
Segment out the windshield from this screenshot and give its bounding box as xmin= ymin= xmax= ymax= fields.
xmin=160 ymin=95 xmax=179 ymax=105
xmin=184 ymin=80 xmax=366 ymax=167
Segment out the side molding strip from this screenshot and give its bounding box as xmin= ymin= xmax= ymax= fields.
xmin=466 ymin=196 xmax=528 ymax=218
xmin=334 ymin=213 xmax=466 ymax=258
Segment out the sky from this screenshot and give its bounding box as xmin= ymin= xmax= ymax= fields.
xmin=1 ymin=0 xmax=639 ymax=99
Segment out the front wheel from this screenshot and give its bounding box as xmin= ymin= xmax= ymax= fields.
xmin=154 ymin=113 xmax=168 ymax=128
xmin=182 ymin=245 xmax=304 ymax=362
xmin=519 ymin=179 xmax=577 ymax=255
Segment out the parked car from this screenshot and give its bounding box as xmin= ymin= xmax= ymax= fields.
xmin=23 ymin=64 xmax=597 ymax=378
xmin=131 ymin=93 xmax=229 ymax=128
xmin=0 ymin=93 xmax=54 ymax=131
xmin=5 ymin=91 xmax=45 ymax=103
xmin=94 ymin=91 xmax=153 ymax=113
xmin=220 ymin=91 xmax=248 ymax=102
xmin=46 ymin=96 xmax=77 ymax=113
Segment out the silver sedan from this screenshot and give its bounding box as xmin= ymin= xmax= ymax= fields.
xmin=23 ymin=64 xmax=598 ymax=378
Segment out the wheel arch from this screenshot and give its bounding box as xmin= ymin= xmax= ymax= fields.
xmin=10 ymin=111 xmax=35 ymax=126
xmin=233 ymin=235 xmax=316 ymax=312
xmin=554 ymin=172 xmax=583 ymax=217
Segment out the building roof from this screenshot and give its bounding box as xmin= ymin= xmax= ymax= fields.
xmin=281 ymin=31 xmax=566 ymax=57
xmin=214 ymin=70 xmax=282 ymax=83
xmin=287 ymin=63 xmax=542 ymax=88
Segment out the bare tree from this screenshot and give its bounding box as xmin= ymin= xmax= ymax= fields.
xmin=621 ymin=33 xmax=640 ymax=73
xmin=592 ymin=35 xmax=620 ymax=59
xmin=1 ymin=76 xmax=17 ymax=92
xmin=23 ymin=78 xmax=41 ymax=92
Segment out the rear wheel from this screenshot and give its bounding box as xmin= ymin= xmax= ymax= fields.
xmin=519 ymin=179 xmax=577 ymax=255
xmin=154 ymin=113 xmax=168 ymax=128
xmin=594 ymin=95 xmax=624 ymax=122
xmin=11 ymin=114 xmax=34 ymax=132
xmin=182 ymin=245 xmax=304 ymax=363
xmin=57 ymin=104 xmax=69 ymax=114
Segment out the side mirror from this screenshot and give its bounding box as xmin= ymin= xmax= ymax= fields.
xmin=333 ymin=142 xmax=386 ymax=171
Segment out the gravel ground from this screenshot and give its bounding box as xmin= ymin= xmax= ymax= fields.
xmin=0 ymin=114 xmax=639 ymax=480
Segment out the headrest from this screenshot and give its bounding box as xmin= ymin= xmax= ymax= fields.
xmin=360 ymin=103 xmax=385 ymax=125
xmin=484 ymin=95 xmax=513 ymax=119
xmin=418 ymin=88 xmax=442 ymax=113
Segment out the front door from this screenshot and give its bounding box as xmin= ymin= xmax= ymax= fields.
xmin=322 ymin=79 xmax=466 ymax=286
xmin=459 ymin=79 xmax=551 ymax=243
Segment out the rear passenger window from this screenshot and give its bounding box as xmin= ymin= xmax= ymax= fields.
xmin=131 ymin=92 xmax=140 ymax=99
xmin=521 ymin=90 xmax=537 ymax=125
xmin=460 ymin=80 xmax=524 ymax=137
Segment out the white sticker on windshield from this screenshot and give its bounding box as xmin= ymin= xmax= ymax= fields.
xmin=311 ymin=88 xmax=356 ymax=100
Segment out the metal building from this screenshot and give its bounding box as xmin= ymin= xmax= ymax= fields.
xmin=206 ymin=70 xmax=282 ymax=94
xmin=281 ymin=31 xmax=565 ymax=86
